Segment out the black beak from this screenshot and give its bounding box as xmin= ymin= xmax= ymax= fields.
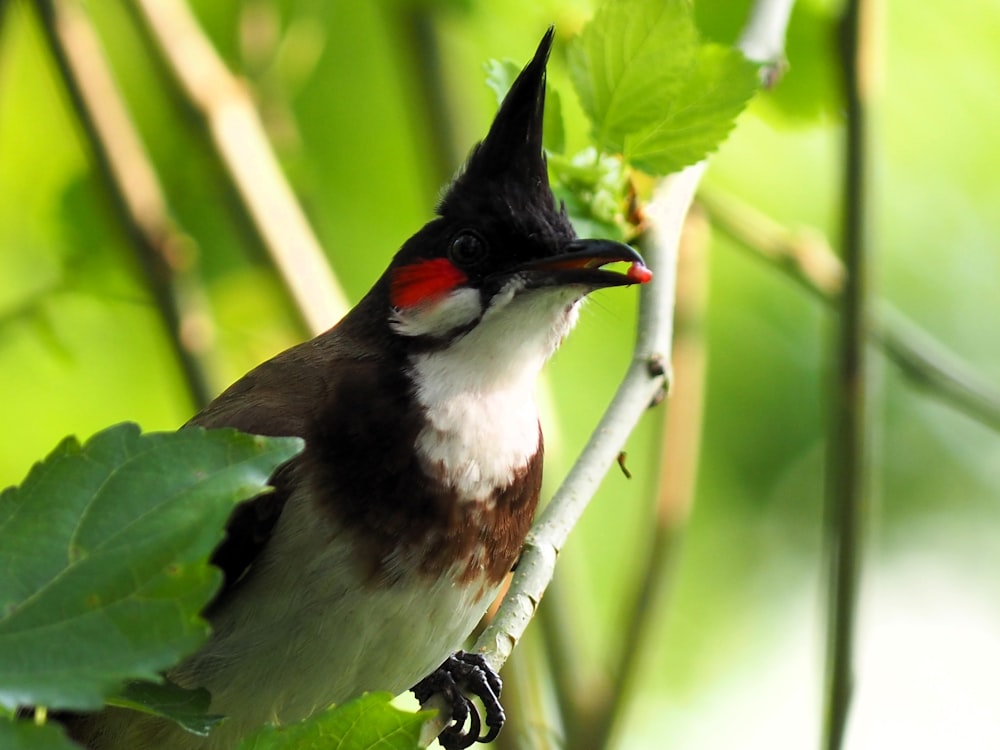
xmin=513 ymin=239 xmax=653 ymax=290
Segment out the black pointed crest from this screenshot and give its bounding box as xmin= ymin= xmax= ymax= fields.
xmin=438 ymin=27 xmax=575 ymax=246
xmin=465 ymin=27 xmax=552 ymax=193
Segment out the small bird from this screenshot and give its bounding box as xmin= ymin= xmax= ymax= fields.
xmin=66 ymin=27 xmax=650 ymax=750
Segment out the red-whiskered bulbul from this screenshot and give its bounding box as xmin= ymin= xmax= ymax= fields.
xmin=66 ymin=27 xmax=650 ymax=750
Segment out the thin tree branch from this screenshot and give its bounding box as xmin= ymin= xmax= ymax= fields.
xmin=700 ymin=188 xmax=1000 ymax=432
xmin=419 ymin=162 xmax=704 ymax=744
xmin=873 ymin=306 xmax=1000 ymax=429
xmin=738 ymin=0 xmax=796 ymax=62
xmin=128 ymin=0 xmax=349 ymax=335
xmin=824 ymin=0 xmax=875 ymax=746
xmin=738 ymin=0 xmax=795 ymax=84
xmin=478 ymin=164 xmax=701 ymax=668
xmin=744 ymin=1 xmax=795 ymax=57
xmin=33 ymin=0 xmax=214 ymax=409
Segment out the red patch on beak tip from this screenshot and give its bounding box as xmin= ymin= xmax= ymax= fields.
xmin=627 ymin=262 xmax=653 ymax=284
xmin=390 ymin=258 xmax=468 ymax=308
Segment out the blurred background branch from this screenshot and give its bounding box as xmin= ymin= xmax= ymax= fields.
xmin=33 ymin=0 xmax=215 ymax=409
xmin=824 ymin=0 xmax=876 ymax=745
xmin=128 ymin=0 xmax=349 ymax=335
xmin=700 ymin=187 xmax=1000 ymax=432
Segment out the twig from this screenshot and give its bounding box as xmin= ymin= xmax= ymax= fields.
xmin=823 ymin=0 xmax=875 ymax=747
xmin=479 ymin=165 xmax=702 ymax=668
xmin=873 ymin=306 xmax=1000 ymax=429
xmin=701 ymin=188 xmax=1000 ymax=432
xmin=738 ymin=0 xmax=795 ymax=85
xmin=33 ymin=0 xmax=214 ymax=409
xmin=420 ymin=163 xmax=703 ymax=744
xmin=128 ymin=0 xmax=349 ymax=335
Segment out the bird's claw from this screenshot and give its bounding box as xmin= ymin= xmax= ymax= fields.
xmin=412 ymin=651 xmax=504 ymax=748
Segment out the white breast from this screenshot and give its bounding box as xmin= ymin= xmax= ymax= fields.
xmin=408 ymin=284 xmax=582 ymax=500
xmin=414 ymin=380 xmax=540 ymax=500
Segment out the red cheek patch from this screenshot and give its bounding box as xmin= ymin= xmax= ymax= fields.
xmin=390 ymin=258 xmax=468 ymax=309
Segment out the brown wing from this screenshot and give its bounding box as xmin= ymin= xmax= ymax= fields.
xmin=188 ymin=329 xmax=371 ymax=607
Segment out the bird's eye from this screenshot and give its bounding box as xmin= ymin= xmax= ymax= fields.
xmin=448 ymin=231 xmax=488 ymax=268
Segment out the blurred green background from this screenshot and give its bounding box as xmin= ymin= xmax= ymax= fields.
xmin=1 ymin=0 xmax=998 ymax=747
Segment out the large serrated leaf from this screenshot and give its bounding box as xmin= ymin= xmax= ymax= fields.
xmin=568 ymin=0 xmax=759 ymax=175
xmin=236 ymin=692 xmax=431 ymax=750
xmin=0 ymin=423 xmax=303 ymax=713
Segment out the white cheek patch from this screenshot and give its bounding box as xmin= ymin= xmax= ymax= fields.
xmin=390 ymin=287 xmax=483 ymax=338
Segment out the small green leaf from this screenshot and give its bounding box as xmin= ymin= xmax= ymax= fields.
xmin=484 ymin=58 xmax=565 ymax=154
xmin=568 ymin=0 xmax=759 ymax=174
xmin=236 ymin=693 xmax=431 ymax=750
xmin=483 ymin=58 xmax=518 ymax=103
xmin=0 ymin=720 xmax=81 ymax=750
xmin=0 ymin=423 xmax=303 ymax=713
xmin=107 ymin=679 xmax=223 ymax=737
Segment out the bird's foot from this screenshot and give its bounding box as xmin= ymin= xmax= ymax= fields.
xmin=411 ymin=651 xmax=504 ymax=748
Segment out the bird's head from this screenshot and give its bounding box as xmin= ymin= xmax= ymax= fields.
xmin=370 ymin=28 xmax=651 ymax=378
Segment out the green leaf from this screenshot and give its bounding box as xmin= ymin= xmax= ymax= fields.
xmin=0 ymin=720 xmax=81 ymax=750
xmin=106 ymin=679 xmax=223 ymax=737
xmin=568 ymin=0 xmax=759 ymax=174
xmin=484 ymin=58 xmax=565 ymax=154
xmin=623 ymin=43 xmax=761 ymax=174
xmin=236 ymin=693 xmax=431 ymax=750
xmin=0 ymin=423 xmax=303 ymax=713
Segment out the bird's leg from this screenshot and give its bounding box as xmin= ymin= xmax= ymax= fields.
xmin=411 ymin=651 xmax=505 ymax=748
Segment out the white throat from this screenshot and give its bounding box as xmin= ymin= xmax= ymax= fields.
xmin=408 ymin=284 xmax=583 ymax=501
